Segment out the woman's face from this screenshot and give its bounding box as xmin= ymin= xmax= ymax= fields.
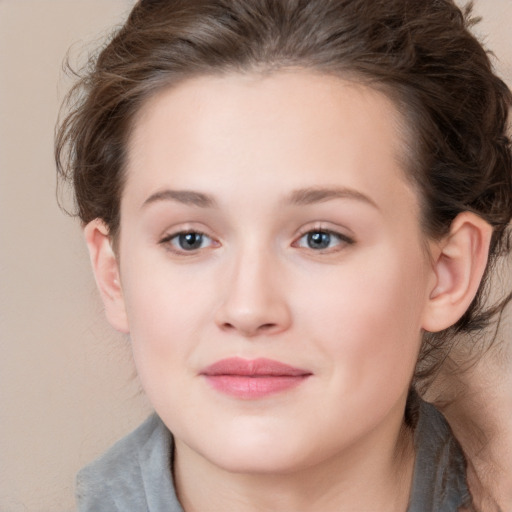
xmin=116 ymin=71 xmax=436 ymax=473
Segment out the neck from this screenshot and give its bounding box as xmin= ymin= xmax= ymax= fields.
xmin=173 ymin=417 xmax=415 ymax=512
xmin=427 ymin=345 xmax=512 ymax=510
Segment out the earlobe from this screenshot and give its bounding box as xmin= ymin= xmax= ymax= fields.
xmin=422 ymin=212 xmax=493 ymax=333
xmin=84 ymin=219 xmax=129 ymax=333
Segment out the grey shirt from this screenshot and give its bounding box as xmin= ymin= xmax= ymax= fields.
xmin=76 ymin=401 xmax=469 ymax=511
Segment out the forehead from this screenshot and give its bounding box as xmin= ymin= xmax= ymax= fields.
xmin=125 ymin=70 xmax=417 ymax=216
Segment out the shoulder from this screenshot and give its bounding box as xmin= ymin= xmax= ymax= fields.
xmin=408 ymin=400 xmax=470 ymax=512
xmin=76 ymin=414 xmax=182 ymax=512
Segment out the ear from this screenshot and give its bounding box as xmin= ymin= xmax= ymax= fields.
xmin=84 ymin=219 xmax=129 ymax=334
xmin=421 ymin=212 xmax=493 ymax=333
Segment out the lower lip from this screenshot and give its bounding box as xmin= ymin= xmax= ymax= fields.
xmin=204 ymin=375 xmax=309 ymax=399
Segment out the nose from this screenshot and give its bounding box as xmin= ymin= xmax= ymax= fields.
xmin=214 ymin=249 xmax=292 ymax=337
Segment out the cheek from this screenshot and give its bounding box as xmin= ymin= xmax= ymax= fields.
xmin=118 ymin=257 xmax=216 ymax=398
xmin=298 ymin=246 xmax=428 ymax=388
xmin=121 ymin=247 xmax=214 ymax=338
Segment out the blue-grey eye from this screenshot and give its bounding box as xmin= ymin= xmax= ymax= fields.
xmin=166 ymin=232 xmax=212 ymax=251
xmin=307 ymin=231 xmax=332 ymax=249
xmin=178 ymin=233 xmax=204 ymax=250
xmin=296 ymin=230 xmax=350 ymax=250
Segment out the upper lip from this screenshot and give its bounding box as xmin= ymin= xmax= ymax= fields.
xmin=200 ymin=357 xmax=312 ymax=377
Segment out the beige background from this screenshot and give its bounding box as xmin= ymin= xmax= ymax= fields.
xmin=0 ymin=1 xmax=511 ymax=510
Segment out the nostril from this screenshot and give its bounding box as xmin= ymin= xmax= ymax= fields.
xmin=219 ymin=321 xmax=277 ymax=336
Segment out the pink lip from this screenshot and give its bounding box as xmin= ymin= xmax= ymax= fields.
xmin=200 ymin=357 xmax=312 ymax=399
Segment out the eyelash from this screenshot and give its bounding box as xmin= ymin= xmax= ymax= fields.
xmin=158 ymin=227 xmax=355 ymax=255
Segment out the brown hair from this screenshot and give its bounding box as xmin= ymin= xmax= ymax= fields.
xmin=55 ymin=0 xmax=512 ymax=385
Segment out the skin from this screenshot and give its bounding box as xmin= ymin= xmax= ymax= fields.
xmin=427 ymin=259 xmax=512 ymax=512
xmin=438 ymin=344 xmax=512 ymax=512
xmin=85 ymin=71 xmax=492 ymax=511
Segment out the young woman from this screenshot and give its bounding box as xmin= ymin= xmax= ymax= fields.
xmin=55 ymin=0 xmax=512 ymax=510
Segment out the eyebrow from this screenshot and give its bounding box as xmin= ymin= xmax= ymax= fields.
xmin=141 ymin=186 xmax=378 ymax=210
xmin=288 ymin=186 xmax=379 ymax=210
xmin=142 ymin=189 xmax=217 ymax=209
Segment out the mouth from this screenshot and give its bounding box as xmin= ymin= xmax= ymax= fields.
xmin=200 ymin=357 xmax=312 ymax=399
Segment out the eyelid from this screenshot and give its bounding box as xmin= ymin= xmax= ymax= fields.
xmin=159 ymin=229 xmax=207 ymax=244
xmin=294 ymin=222 xmax=355 ymax=241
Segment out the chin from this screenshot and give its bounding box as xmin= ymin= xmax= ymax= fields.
xmin=198 ymin=430 xmax=310 ymax=475
xmin=210 ymin=449 xmax=307 ymax=476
